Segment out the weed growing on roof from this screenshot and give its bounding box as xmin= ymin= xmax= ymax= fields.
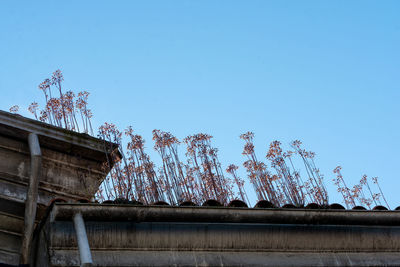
xmin=10 ymin=70 xmax=389 ymax=208
xmin=26 ymin=70 xmax=94 ymax=135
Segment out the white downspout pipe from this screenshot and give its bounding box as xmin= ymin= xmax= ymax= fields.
xmin=20 ymin=133 xmax=42 ymax=264
xmin=73 ymin=212 xmax=93 ymax=267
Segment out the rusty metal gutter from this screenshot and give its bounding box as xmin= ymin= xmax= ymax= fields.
xmin=51 ymin=203 xmax=400 ymax=226
xmin=20 ymin=133 xmax=42 ymax=264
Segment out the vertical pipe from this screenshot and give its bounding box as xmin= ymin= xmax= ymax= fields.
xmin=73 ymin=212 xmax=93 ymax=267
xmin=20 ymin=133 xmax=42 ymax=264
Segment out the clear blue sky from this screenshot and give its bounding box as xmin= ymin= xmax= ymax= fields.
xmin=1 ymin=1 xmax=399 ymax=207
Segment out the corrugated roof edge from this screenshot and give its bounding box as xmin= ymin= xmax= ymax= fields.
xmin=50 ymin=197 xmax=400 ymax=211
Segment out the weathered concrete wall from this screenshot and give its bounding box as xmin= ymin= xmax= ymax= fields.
xmin=46 ymin=251 xmax=400 ymax=267
xmin=0 ymin=133 xmax=106 ymax=206
xmin=0 ymin=111 xmax=118 ymax=265
xmin=0 ymin=198 xmax=28 ymax=265
xmin=35 ymin=204 xmax=400 ymax=266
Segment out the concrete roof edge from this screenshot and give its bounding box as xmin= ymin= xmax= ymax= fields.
xmin=0 ymin=110 xmax=120 ymax=159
